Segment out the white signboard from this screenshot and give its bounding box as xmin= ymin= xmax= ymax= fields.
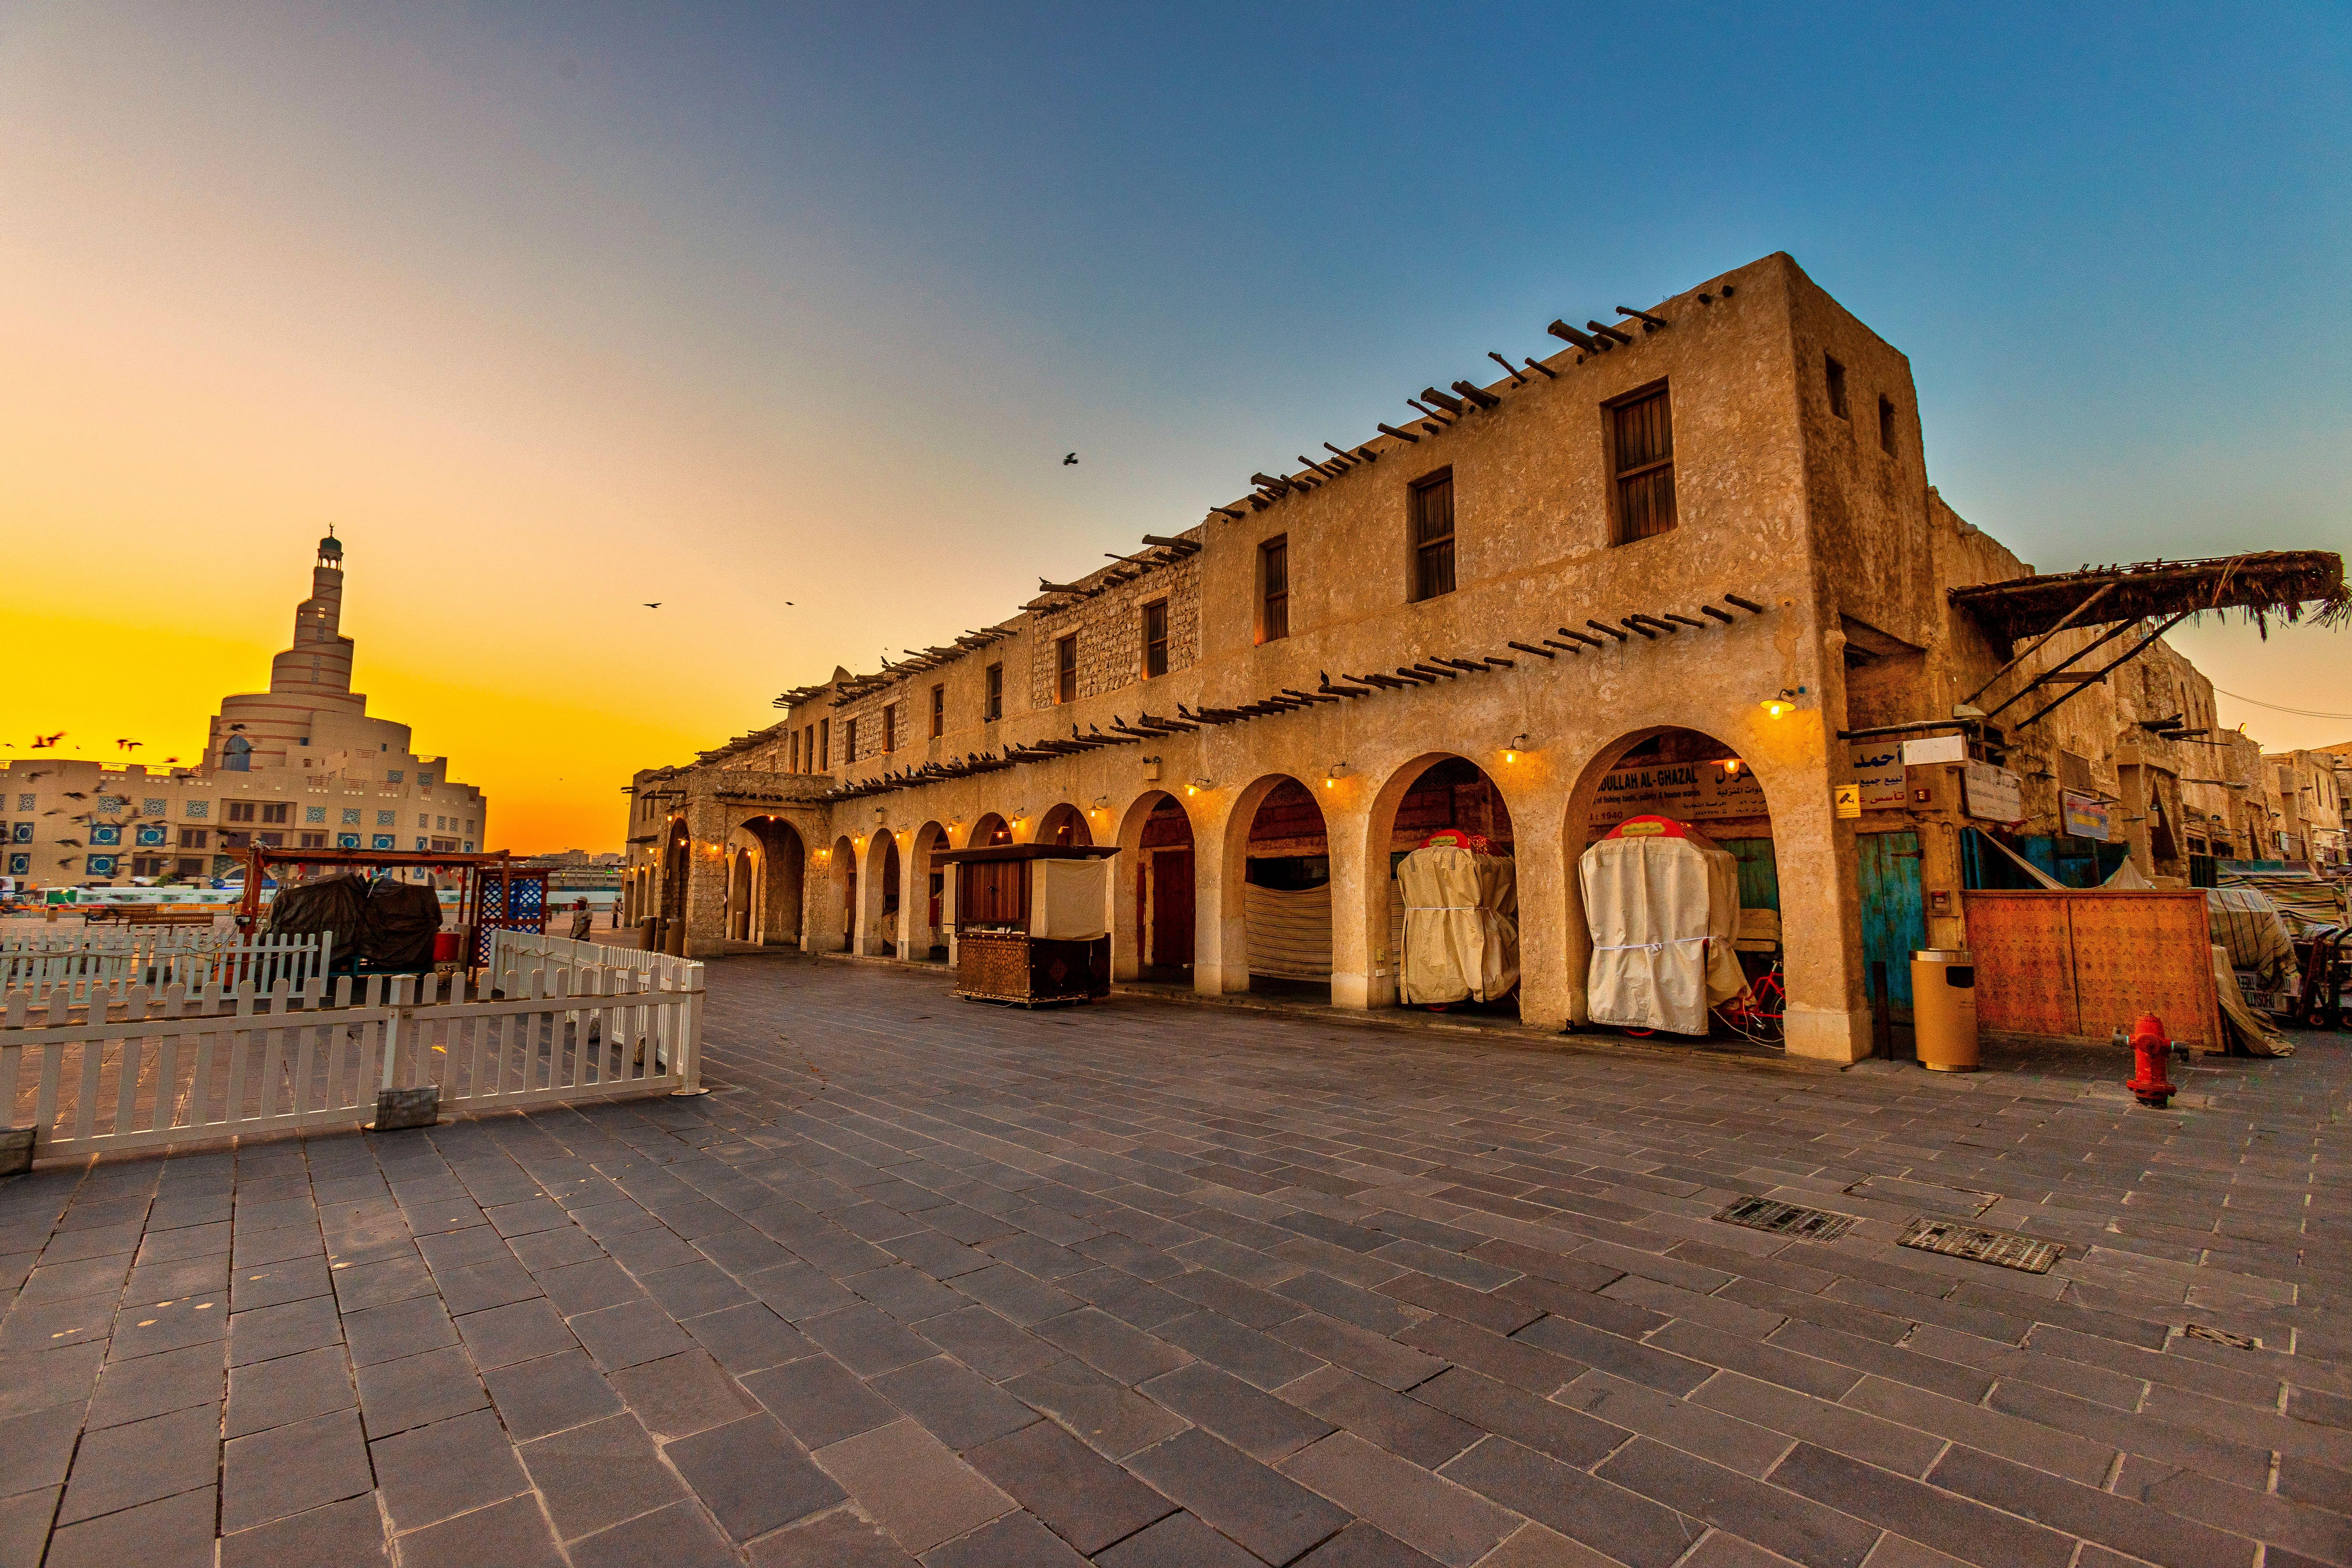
xmin=1962 ymin=762 xmax=2024 ymax=824
xmin=1902 ymin=735 xmax=1968 ymax=766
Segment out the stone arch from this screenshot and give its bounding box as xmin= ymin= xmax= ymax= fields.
xmin=1220 ymin=773 xmax=1332 ymax=1000
xmin=736 ymin=816 xmax=806 ymax=946
xmin=904 ymin=821 xmax=951 ymax=963
xmin=969 ymin=812 xmax=1012 ymax=848
xmin=660 ymin=816 xmax=691 ymax=954
xmin=1559 ymin=726 xmax=1782 ymax=1040
xmin=1360 ymin=753 xmax=1524 ymax=1017
xmin=1037 ymin=802 xmax=1092 ymax=848
xmin=723 ymin=835 xmax=758 ymax=943
xmin=1113 ymin=790 xmax=1197 ymax=983
xmin=821 ymin=834 xmax=856 ymax=953
xmin=859 ymin=828 xmax=902 ymax=957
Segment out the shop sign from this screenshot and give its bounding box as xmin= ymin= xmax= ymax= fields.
xmin=1902 ymin=734 xmax=1969 ymax=765
xmin=1848 ymin=745 xmax=1907 ymax=810
xmin=1962 ymin=762 xmax=2024 ymax=824
xmin=2061 ymin=791 xmax=2109 ymax=841
xmin=1592 ymin=763 xmax=1768 ymax=828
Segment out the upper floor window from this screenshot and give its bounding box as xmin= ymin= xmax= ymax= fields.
xmin=1259 ymin=537 xmax=1290 ymax=642
xmin=1610 ymin=387 xmax=1675 ymax=545
xmin=1055 ymin=636 xmax=1078 ymax=704
xmin=1825 ymin=355 xmax=1848 ymax=419
xmin=1142 ymin=600 xmax=1170 ymax=678
xmin=226 ymin=802 xmax=256 ymax=823
xmin=845 ymin=717 xmax=859 ymax=761
xmin=790 ymin=731 xmax=801 ymax=772
xmin=1410 ymin=472 xmax=1455 ymax=602
xmin=930 ymin=684 xmax=945 ymax=738
xmin=1878 ymin=396 xmax=1897 ymax=456
xmin=882 ymin=704 xmax=897 ymax=753
xmin=818 ymin=718 xmax=831 ymax=770
xmin=984 ymin=663 xmax=1004 ymax=722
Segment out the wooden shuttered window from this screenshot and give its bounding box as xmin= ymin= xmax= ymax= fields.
xmin=984 ymin=664 xmax=1002 ymax=722
xmin=1410 ymin=472 xmax=1454 ymax=601
xmin=959 ymin=859 xmax=1027 ymax=926
xmin=1611 ymin=388 xmax=1675 ymax=544
xmin=844 ymin=718 xmax=857 ymax=762
xmin=1260 ymin=537 xmax=1289 ymax=642
xmin=882 ymin=704 xmax=896 ymax=753
xmin=1056 ymin=636 xmax=1077 ymax=704
xmin=1142 ymin=600 xmax=1169 ymax=678
xmin=930 ymin=684 xmax=945 ymax=737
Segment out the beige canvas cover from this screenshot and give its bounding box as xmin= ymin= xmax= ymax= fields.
xmin=2205 ymin=886 xmax=2298 ymax=995
xmin=1029 ymin=854 xmax=1112 ymax=942
xmin=2213 ymin=945 xmax=2294 ymax=1057
xmin=1245 ymin=883 xmax=1333 ymax=979
xmin=1396 ymin=845 xmax=1519 ymax=1004
xmin=1579 ymin=831 xmax=1746 ymax=1034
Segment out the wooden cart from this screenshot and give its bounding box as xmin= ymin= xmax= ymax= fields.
xmin=936 ymin=844 xmax=1118 ymax=1006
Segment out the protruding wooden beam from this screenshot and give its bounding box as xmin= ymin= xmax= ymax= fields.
xmin=1616 ymin=305 xmax=1669 ymax=328
xmin=1507 ymin=640 xmax=1556 ymax=659
xmin=1522 ymin=357 xmax=1558 ymax=379
xmin=1556 ymin=627 xmax=1608 ymax=648
xmin=1488 ymin=352 xmax=1528 ymax=386
xmin=1547 ymin=320 xmax=1599 ymax=350
xmin=1449 ymin=381 xmax=1502 ymax=410
xmin=1699 ymin=605 xmax=1736 ymax=623
xmin=1588 ymin=320 xmax=1635 ymax=346
xmin=1724 ymin=593 xmax=1767 ymax=614
xmin=1419 ymin=387 xmax=1468 ymax=415
xmin=1584 ymin=620 xmax=1629 ymax=643
xmin=1663 ymin=612 xmax=1709 ymax=629
xmin=1539 ymin=639 xmax=1584 ymax=655
xmin=1375 ymin=423 xmax=1420 ymax=444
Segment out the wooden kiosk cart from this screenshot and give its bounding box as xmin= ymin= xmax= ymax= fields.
xmin=936 ymin=844 xmax=1118 ymax=1006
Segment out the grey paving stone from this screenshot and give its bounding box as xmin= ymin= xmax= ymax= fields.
xmin=225 ymin=1294 xmax=339 ymax=1367
xmin=56 ymin=1400 xmax=218 ymax=1525
xmin=1597 ymin=1435 xmax=1879 ymax=1568
xmin=608 ymin=1347 xmax=760 ymax=1439
xmin=42 ymin=1484 xmax=217 ymax=1568
xmin=1034 ymin=1306 xmax=1190 ymax=1384
xmin=745 ymin=1508 xmax=922 ymax=1566
xmin=671 ymin=1412 xmax=848 ymax=1540
xmin=353 ymin=1343 xmax=489 ymax=1439
xmin=1926 ymin=1444 xmax=2255 ymax=1568
xmin=914 ymin=1305 xmax=1061 ymax=1381
xmin=1273 ymin=1311 xmax=1449 ymax=1390
xmin=220 ymin=1406 xmax=374 ymax=1532
xmin=570 ymin=1499 xmax=743 ymax=1568
xmin=1004 ymin=1356 xmax=1191 ymax=1460
xmin=873 ymin=1354 xmax=1041 ymax=1450
xmin=395 ymin=1493 xmax=565 ymax=1568
xmin=520 ymin=1410 xmax=687 ymax=1540
xmin=0 ymin=1402 xmax=84 ymax=1502
xmin=225 ymin=1341 xmax=354 ymax=1438
xmin=1125 ymin=1428 xmax=1354 ymax=1565
xmin=218 ymin=1493 xmax=390 ymax=1568
xmin=341 ymin=1293 xmax=459 ymax=1367
xmin=1285 ymin=1363 xmax=1486 ymax=1468
xmin=369 ymin=1406 xmax=532 ymax=1533
xmin=1439 ymin=1435 xmax=1695 ymax=1568
xmin=965 ymin=1415 xmax=1176 ymax=1553
xmin=743 ymin=1351 xmax=902 ymax=1447
xmin=457 ymin=1296 xmax=578 ymax=1369
xmin=1093 ymin=1509 xmax=1266 ymax=1568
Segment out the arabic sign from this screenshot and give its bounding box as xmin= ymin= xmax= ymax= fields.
xmin=2061 ymin=791 xmax=2109 ymax=842
xmin=1848 ymin=745 xmax=1907 ymax=810
xmin=1962 ymin=763 xmax=2024 ymax=824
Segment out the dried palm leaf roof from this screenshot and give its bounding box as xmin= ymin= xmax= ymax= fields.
xmin=1949 ymin=551 xmax=2347 ymax=643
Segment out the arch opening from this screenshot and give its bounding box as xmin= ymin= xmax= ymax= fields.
xmin=1037 ymin=802 xmax=1093 ymax=847
xmin=737 ymin=817 xmax=807 ymax=946
xmin=1115 ymin=792 xmax=1197 ymax=983
xmin=1238 ymin=776 xmax=1332 ymax=1001
xmin=864 ymin=831 xmax=903 ymax=956
xmin=970 ymin=812 xmax=1012 ymax=848
xmin=825 ymin=835 xmax=857 ymax=954
xmin=1566 ymin=727 xmax=1787 ymax=1046
xmin=1372 ymin=755 xmax=1521 ymax=1020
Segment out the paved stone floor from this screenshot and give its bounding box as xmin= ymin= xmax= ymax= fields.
xmin=3 ymin=952 xmax=2349 ymax=1568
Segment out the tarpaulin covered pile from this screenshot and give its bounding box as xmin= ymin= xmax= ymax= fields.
xmin=270 ymin=876 xmax=442 ymax=971
xmin=2212 ymin=947 xmax=2295 ymax=1057
xmin=2219 ymin=868 xmax=2352 ymax=938
xmin=1579 ymin=816 xmax=1746 ymax=1035
xmin=2206 ymin=886 xmax=2300 ymax=997
xmin=264 ymin=875 xmax=368 ymax=946
xmin=1029 ymin=855 xmax=1112 ymax=942
xmin=1246 ymin=884 xmax=1333 ymax=980
xmin=1396 ymin=839 xmax=1519 ymax=1004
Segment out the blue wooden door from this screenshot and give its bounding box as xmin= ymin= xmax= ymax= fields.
xmin=1855 ymin=831 xmax=1926 ymax=1014
xmin=1716 ymin=838 xmax=1781 ymax=911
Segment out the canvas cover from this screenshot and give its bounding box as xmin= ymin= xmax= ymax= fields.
xmin=2219 ymin=868 xmax=2352 ymax=937
xmin=1246 ymin=883 xmax=1333 ymax=980
xmin=2213 ymin=945 xmax=2294 ymax=1057
xmin=2206 ymin=886 xmax=2300 ymax=995
xmin=357 ymin=880 xmax=443 ymax=971
xmin=1396 ymin=845 xmax=1519 ymax=1004
xmin=265 ymin=874 xmax=367 ymax=945
xmin=1579 ymin=818 xmax=1746 ymax=1034
xmin=1029 ymin=854 xmax=1112 ymax=942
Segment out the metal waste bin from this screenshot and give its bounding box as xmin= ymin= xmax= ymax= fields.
xmin=1911 ymin=949 xmax=1978 ymax=1071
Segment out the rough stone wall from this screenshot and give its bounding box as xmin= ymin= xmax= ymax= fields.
xmin=1028 ymin=558 xmax=1201 ymax=710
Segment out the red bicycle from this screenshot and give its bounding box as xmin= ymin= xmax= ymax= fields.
xmin=1615 ymin=960 xmax=1785 ymax=1044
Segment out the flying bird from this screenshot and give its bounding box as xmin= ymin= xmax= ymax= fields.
xmin=164 ymin=757 xmax=180 ymax=764
xmin=63 ymin=792 xmax=87 ymax=800
xmin=31 ymin=732 xmax=63 ymax=748
xmin=1063 ymin=453 xmax=1078 ymax=465
xmin=116 ymin=739 xmax=142 ymax=751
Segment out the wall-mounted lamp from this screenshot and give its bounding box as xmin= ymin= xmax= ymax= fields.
xmin=1760 ymin=687 xmax=1807 ymax=719
xmin=1323 ymin=764 xmax=1353 ymax=788
xmin=1503 ymin=735 xmax=1532 ymax=764
xmin=1718 ymin=758 xmax=1746 ymax=779
xmin=1187 ymin=778 xmax=1216 ymax=795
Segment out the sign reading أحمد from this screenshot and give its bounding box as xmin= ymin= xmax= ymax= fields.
xmin=1848 ymin=745 xmax=1907 ymax=810
xmin=1590 ymin=761 xmax=1769 ymax=830
xmin=2061 ymin=790 xmax=2110 ymax=842
xmin=1962 ymin=762 xmax=2024 ymax=824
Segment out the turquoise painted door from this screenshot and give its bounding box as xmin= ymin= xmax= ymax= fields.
xmin=1855 ymin=831 xmax=1927 ymax=1014
xmin=1716 ymin=838 xmax=1781 ymax=911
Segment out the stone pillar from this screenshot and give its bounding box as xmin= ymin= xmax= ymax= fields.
xmin=1194 ymin=798 xmax=1248 ymax=996
xmin=853 ymin=835 xmax=888 ymax=958
xmin=1777 ymin=787 xmax=1871 ymax=1065
xmin=1512 ymin=804 xmax=1570 ymax=1032
xmin=1324 ymin=800 xmax=1373 ymax=1010
xmin=681 ymin=802 xmax=732 ymax=959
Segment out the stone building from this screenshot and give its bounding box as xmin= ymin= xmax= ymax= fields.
xmin=622 ymin=252 xmax=2344 ymax=1063
xmin=2262 ymin=748 xmax=2350 ymax=866
xmin=3 ymin=536 xmax=487 ymax=887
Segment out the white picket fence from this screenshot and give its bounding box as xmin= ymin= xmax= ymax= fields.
xmin=1 ymin=937 xmax=702 ymax=1162
xmin=3 ymin=930 xmax=332 ymax=1003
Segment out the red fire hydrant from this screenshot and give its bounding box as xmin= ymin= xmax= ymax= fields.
xmin=2126 ymin=1012 xmax=2176 ymax=1109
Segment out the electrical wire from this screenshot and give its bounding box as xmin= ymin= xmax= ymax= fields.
xmin=2212 ymin=688 xmax=2352 ymax=721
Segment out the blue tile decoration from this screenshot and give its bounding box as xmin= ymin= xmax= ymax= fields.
xmin=338 ymin=833 xmax=360 ymax=848
xmin=372 ymin=835 xmax=394 ymax=850
xmin=305 ymin=805 xmax=326 ymax=823
xmin=184 ymin=800 xmax=210 ymax=819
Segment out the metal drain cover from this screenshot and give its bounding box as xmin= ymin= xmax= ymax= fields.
xmin=1713 ymin=1197 xmax=1857 ymax=1242
xmin=1899 ymin=1217 xmax=2063 ymax=1274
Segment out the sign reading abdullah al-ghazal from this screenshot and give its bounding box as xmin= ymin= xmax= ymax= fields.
xmin=2062 ymin=790 xmax=2110 ymax=842
xmin=1590 ymin=761 xmax=1769 ymax=830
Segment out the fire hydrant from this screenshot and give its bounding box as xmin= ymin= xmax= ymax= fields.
xmin=2125 ymin=1012 xmax=2176 ymax=1109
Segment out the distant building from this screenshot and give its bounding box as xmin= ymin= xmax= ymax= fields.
xmin=3 ymin=536 xmax=487 ymax=886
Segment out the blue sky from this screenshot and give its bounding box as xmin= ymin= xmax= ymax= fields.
xmin=3 ymin=2 xmax=2346 ymax=844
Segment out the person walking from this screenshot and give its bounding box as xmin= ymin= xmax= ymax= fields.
xmin=568 ymin=898 xmax=594 ymax=941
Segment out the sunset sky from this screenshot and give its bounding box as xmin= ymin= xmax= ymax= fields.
xmin=3 ymin=4 xmax=2346 ymax=853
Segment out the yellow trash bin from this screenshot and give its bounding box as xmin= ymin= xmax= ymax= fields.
xmin=1911 ymin=949 xmax=1978 ymax=1072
